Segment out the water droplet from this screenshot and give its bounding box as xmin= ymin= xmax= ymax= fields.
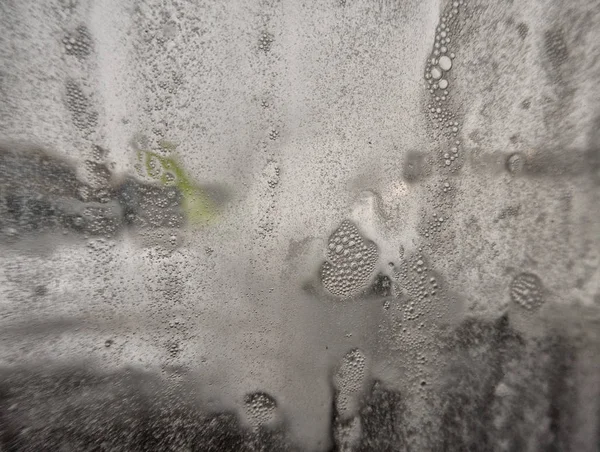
xmin=438 ymin=55 xmax=452 ymax=71
xmin=510 ymin=272 xmax=544 ymax=310
xmin=506 ymin=153 xmax=525 ymax=174
xmin=431 ymin=67 xmax=443 ymax=80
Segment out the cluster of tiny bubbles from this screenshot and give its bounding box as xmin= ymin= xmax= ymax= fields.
xmin=261 ymin=99 xmax=270 ymax=108
xmin=334 ymin=348 xmax=367 ymax=419
xmin=442 ymin=180 xmax=452 ymax=193
xmin=419 ymin=211 xmax=446 ymax=239
xmin=167 ymin=340 xmax=183 ymax=357
xmin=510 ymin=272 xmax=544 ymax=310
xmin=85 ymin=160 xmax=112 ymax=190
xmin=244 ymin=392 xmax=277 ymax=427
xmin=92 ymin=144 xmax=108 ymax=161
xmin=86 ymin=237 xmax=117 ymax=266
xmin=269 ymin=129 xmax=280 ymax=140
xmin=152 ymin=126 xmax=166 ymax=138
xmin=424 ymin=1 xmax=464 ymax=96
xmin=394 ymin=251 xmax=438 ymax=322
xmin=82 ymin=205 xmax=121 ymax=237
xmin=65 ymin=80 xmax=98 ymax=130
xmin=441 ymin=140 xmax=461 ymax=167
xmin=171 ymin=71 xmax=184 ymax=87
xmin=256 ymin=161 xmax=281 ymax=238
xmin=258 ymin=32 xmax=274 ymax=52
xmin=62 ymin=25 xmax=93 ymax=59
xmin=417 ymin=352 xmax=428 ymax=367
xmin=506 ymin=152 xmax=525 ymax=175
xmin=336 ymin=348 xmax=366 ymax=389
xmin=266 ymin=164 xmax=280 ymax=189
xmin=168 ymin=318 xmax=186 ymax=330
xmin=320 ymin=220 xmax=379 ymax=298
xmin=427 ymin=101 xmax=461 ymax=140
xmin=425 ymin=1 xmax=466 ymax=170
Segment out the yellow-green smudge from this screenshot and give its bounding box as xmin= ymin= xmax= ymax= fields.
xmin=137 ymin=150 xmax=216 ymax=225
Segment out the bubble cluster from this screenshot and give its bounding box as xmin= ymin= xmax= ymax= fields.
xmin=257 ymin=160 xmax=281 ymax=238
xmin=420 ymin=211 xmax=447 ymax=239
xmin=264 ymin=160 xmax=280 ymax=189
xmin=506 ymin=152 xmax=525 ymax=174
xmin=441 ymin=140 xmax=461 ymax=167
xmin=63 ymin=25 xmax=93 ymax=59
xmin=320 ymin=220 xmax=378 ymax=298
xmin=244 ymin=392 xmax=277 ymax=427
xmin=167 ymin=341 xmax=182 ymax=357
xmin=117 ymin=178 xmax=185 ymax=229
xmin=334 ymin=348 xmax=367 ymax=419
xmin=258 ymin=32 xmax=274 ymax=52
xmin=85 ymin=160 xmax=112 ymax=191
xmin=395 ymin=253 xmax=438 ymax=322
xmin=336 ymin=349 xmax=366 ymax=389
xmin=424 ymin=2 xmax=462 ymax=95
xmin=425 ymin=1 xmax=465 ymax=167
xmin=510 ymin=272 xmax=544 ymax=310
xmin=269 ymin=129 xmax=280 ymax=140
xmin=65 ymin=80 xmax=98 ymax=130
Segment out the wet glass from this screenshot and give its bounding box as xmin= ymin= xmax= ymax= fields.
xmin=1 ymin=0 xmax=599 ymax=451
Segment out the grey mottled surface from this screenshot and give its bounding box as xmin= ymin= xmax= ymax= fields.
xmin=0 ymin=0 xmax=599 ymax=450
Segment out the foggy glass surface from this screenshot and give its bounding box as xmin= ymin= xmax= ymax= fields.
xmin=0 ymin=0 xmax=599 ymax=451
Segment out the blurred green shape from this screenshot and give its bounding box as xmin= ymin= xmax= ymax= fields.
xmin=138 ymin=150 xmax=217 ymax=225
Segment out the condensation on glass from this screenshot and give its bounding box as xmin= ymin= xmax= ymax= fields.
xmin=0 ymin=0 xmax=599 ymax=450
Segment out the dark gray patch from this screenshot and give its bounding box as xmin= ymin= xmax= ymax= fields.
xmin=488 ymin=336 xmax=576 ymax=452
xmin=517 ymin=22 xmax=529 ymax=39
xmin=544 ymin=28 xmax=568 ymax=71
xmin=0 ymin=365 xmax=295 ymax=452
xmin=0 ymin=145 xmax=199 ymax=241
xmin=402 ymin=151 xmax=429 ymax=183
xmin=355 ymin=382 xmax=409 ymax=451
xmin=438 ymin=316 xmax=523 ymax=452
xmin=116 ymin=177 xmax=184 ymax=229
xmin=585 ymin=114 xmax=600 ymax=184
xmin=371 ymin=273 xmax=392 ymax=297
xmin=495 ymin=205 xmax=521 ymax=222
xmin=33 ymin=285 xmax=47 ymax=296
xmin=244 ymin=391 xmax=277 ymax=409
